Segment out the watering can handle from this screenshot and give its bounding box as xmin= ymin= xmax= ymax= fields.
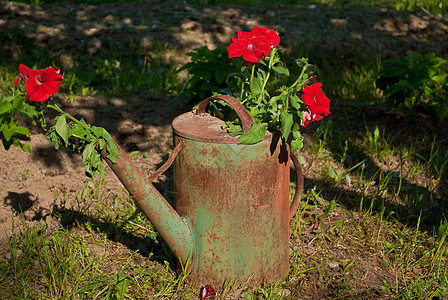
xmin=289 ymin=150 xmax=304 ymax=220
xmin=196 ymin=95 xmax=254 ymax=133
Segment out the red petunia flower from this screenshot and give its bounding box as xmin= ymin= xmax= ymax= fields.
xmin=301 ymin=110 xmax=323 ymax=127
xmin=302 ymin=82 xmax=331 ymax=116
xmin=228 ymin=25 xmax=280 ymax=63
xmin=201 ymin=284 xmax=216 ymax=300
xmin=14 ymin=64 xmax=63 ymax=102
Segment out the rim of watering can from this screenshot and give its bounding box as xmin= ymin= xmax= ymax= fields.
xmin=172 ymin=95 xmax=272 ymax=144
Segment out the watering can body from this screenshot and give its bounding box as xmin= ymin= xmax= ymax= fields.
xmin=102 ymin=96 xmax=303 ymax=287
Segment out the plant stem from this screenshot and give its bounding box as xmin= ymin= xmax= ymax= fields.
xmin=241 ymin=64 xmax=255 ymax=106
xmin=46 ymin=103 xmax=90 ymax=130
xmin=250 ymin=63 xmax=255 ymax=89
xmin=257 ymin=51 xmax=275 ymax=105
xmin=290 ymin=64 xmax=309 ymax=90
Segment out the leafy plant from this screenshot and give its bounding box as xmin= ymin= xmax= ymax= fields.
xmin=177 ymin=45 xmax=242 ymax=101
xmin=208 ymin=26 xmax=331 ymax=153
xmin=375 ymin=52 xmax=448 ymax=120
xmin=0 ymin=88 xmax=40 ymax=152
xmin=45 ymin=106 xmax=119 ymax=178
xmin=1 ymin=64 xmax=119 ymax=179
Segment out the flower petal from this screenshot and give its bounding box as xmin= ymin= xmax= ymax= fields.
xmin=228 ymin=25 xmax=280 ymax=63
xmin=228 ymin=41 xmax=245 ymax=58
xmin=242 ymin=50 xmax=260 ymax=63
xmin=23 ymin=66 xmax=63 ymax=102
xmin=18 ymin=64 xmax=35 ymax=75
xmin=302 ymin=82 xmax=331 ymax=116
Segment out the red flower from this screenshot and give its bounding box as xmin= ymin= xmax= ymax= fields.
xmin=302 ymin=82 xmax=330 ymax=116
xmin=201 ymin=284 xmax=216 ymax=300
xmin=228 ymin=25 xmax=280 ymax=63
xmin=14 ymin=64 xmax=63 ymax=102
xmin=301 ymin=110 xmax=323 ymax=127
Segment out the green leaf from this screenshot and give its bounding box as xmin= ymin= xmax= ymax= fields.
xmin=45 ymin=127 xmax=61 ymax=150
xmin=0 ymin=101 xmax=13 ymax=115
xmin=13 ymin=125 xmax=31 ymax=136
xmin=0 ymin=122 xmax=28 ymax=141
xmin=214 ymin=69 xmax=227 ymax=84
xmin=268 ymin=95 xmax=281 ymax=106
xmin=290 ymin=137 xmax=303 ymax=152
xmin=98 ymin=138 xmax=106 ymax=150
xmin=373 ymin=126 xmax=380 ymax=144
xmin=322 ymin=199 xmax=336 ymax=220
xmin=438 ymin=223 xmax=448 ymax=242
xmin=71 ymin=123 xmax=88 ymax=139
xmin=432 ymin=75 xmax=446 ymax=84
xmin=226 ymin=122 xmax=243 ymax=137
xmin=82 ymin=142 xmax=95 ymax=167
xmin=82 ymin=142 xmax=105 ymax=178
xmin=251 ymin=75 xmax=263 ymax=96
xmin=21 ymin=143 xmax=31 ymax=153
xmin=238 ymin=122 xmax=267 ymax=145
xmin=55 ymin=115 xmax=71 ymax=146
xmin=345 ymin=174 xmax=352 ymax=185
xmin=290 ymin=94 xmax=302 ymax=110
xmin=0 ymin=123 xmax=13 ymax=141
xmin=280 ymin=111 xmax=293 ymax=140
xmin=114 ymin=273 xmax=132 ymax=300
xmin=91 ymin=126 xmax=119 ymax=163
xmin=272 ymin=65 xmax=290 ymax=76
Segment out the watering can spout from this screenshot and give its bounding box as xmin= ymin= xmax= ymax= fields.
xmin=100 ymin=141 xmax=194 ymax=265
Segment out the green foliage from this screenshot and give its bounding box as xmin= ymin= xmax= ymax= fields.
xmin=177 ymin=45 xmax=242 ymax=102
xmin=0 ymin=88 xmax=43 ymax=152
xmin=108 ymin=273 xmax=132 ymax=300
xmin=231 ymin=54 xmax=316 ymax=152
xmin=394 ymin=0 xmax=447 ymax=13
xmin=375 ymin=52 xmax=448 ymax=120
xmin=45 ymin=105 xmax=119 ymax=179
xmin=185 ymin=45 xmax=324 ymax=152
xmin=237 ymin=121 xmax=268 ymax=145
xmin=1 ymin=83 xmax=119 ymax=179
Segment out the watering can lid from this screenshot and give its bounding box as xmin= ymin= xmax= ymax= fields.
xmin=172 ymin=111 xmax=241 ymax=143
xmin=172 ymin=95 xmax=272 ymax=144
xmin=172 ymin=111 xmax=273 ymax=144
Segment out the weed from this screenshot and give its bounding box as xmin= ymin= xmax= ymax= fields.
xmin=375 ymin=52 xmax=448 ymax=120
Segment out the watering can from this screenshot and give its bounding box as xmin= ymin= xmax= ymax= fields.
xmin=100 ymin=95 xmax=303 ymax=287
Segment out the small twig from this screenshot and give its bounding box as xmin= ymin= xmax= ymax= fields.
xmin=418 ymin=4 xmax=432 ymax=15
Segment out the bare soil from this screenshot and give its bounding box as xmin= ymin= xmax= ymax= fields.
xmin=1 ymin=0 xmax=447 ymax=297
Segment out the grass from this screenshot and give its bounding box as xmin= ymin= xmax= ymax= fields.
xmin=1 ymin=0 xmax=448 ymax=298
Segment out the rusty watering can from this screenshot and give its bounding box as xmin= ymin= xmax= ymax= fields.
xmin=100 ymin=95 xmax=303 ymax=287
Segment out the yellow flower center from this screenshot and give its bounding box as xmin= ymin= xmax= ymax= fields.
xmin=35 ymin=75 xmax=43 ymax=85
